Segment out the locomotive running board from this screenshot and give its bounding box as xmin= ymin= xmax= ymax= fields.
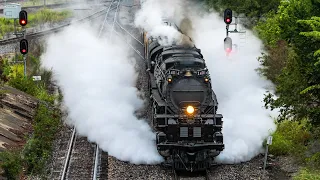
xmin=157 ymin=143 xmax=224 ymax=151
xmin=154 ymin=114 xmax=223 ymax=119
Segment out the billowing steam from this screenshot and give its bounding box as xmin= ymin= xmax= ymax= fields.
xmin=190 ymin=12 xmax=277 ymax=163
xmin=134 ymin=0 xmax=194 ymax=46
xmin=40 ymin=23 xmax=163 ymax=164
xmin=135 ymin=0 xmax=277 ymax=164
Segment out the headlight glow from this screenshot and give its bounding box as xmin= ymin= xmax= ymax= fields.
xmin=186 ymin=106 xmax=195 ymax=114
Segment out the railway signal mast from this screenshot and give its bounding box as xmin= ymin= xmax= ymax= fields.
xmin=19 ymin=10 xmax=28 ymax=77
xmin=223 ymin=8 xmax=246 ymax=55
xmin=4 ymin=4 xmax=28 ymax=77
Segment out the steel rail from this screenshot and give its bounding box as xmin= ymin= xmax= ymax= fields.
xmin=0 ymin=2 xmax=73 ymax=13
xmin=115 ymin=20 xmax=143 ymax=46
xmin=93 ymin=1 xmax=121 ymax=179
xmin=92 ymin=145 xmax=100 ymax=180
xmin=0 ymin=5 xmax=110 ymax=45
xmin=113 ymin=28 xmax=144 ymax=59
xmin=109 ymin=0 xmax=120 ymax=39
xmin=0 ymin=0 xmax=113 ymax=13
xmin=60 ymin=127 xmax=77 ymax=180
xmin=58 ymin=2 xmax=118 ymax=178
xmin=98 ymin=0 xmax=117 ymax=37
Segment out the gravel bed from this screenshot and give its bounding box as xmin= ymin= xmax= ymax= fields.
xmin=108 ymin=156 xmax=171 ymax=180
xmin=47 ymin=125 xmax=73 ymax=180
xmin=66 ymin=136 xmax=96 ymax=180
xmin=207 ymin=154 xmax=293 ymax=180
xmin=107 ymin=154 xmax=293 ymax=180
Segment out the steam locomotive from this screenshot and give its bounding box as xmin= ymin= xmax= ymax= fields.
xmin=142 ymin=20 xmax=224 ymax=172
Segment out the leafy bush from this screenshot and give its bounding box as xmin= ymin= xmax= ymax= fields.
xmin=0 ymin=150 xmax=23 ymax=180
xmin=269 ymin=119 xmax=311 ymax=157
xmin=23 ymin=104 xmax=61 ymax=174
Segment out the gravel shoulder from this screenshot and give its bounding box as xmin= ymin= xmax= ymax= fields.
xmin=108 ymin=153 xmax=299 ymax=179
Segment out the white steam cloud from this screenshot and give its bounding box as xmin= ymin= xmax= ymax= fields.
xmin=135 ymin=0 xmax=277 ymax=164
xmin=190 ymin=12 xmax=278 ymax=163
xmin=40 ymin=23 xmax=163 ymax=164
xmin=134 ymin=0 xmax=193 ymax=46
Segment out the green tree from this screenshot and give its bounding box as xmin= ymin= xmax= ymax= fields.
xmin=298 ymin=16 xmax=320 ymax=125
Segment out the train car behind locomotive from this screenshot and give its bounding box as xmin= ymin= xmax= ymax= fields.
xmin=142 ymin=20 xmax=224 ymax=172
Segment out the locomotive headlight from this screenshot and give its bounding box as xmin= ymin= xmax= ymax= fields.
xmin=167 ymin=75 xmax=172 ymax=83
xmin=186 ymin=106 xmax=195 ymax=114
xmin=204 ymin=76 xmax=209 ymax=82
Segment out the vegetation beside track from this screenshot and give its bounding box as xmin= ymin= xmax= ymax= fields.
xmin=0 ymin=8 xmax=72 ymax=39
xmin=205 ymin=0 xmax=320 ymax=178
xmin=0 ymin=40 xmax=62 ymax=179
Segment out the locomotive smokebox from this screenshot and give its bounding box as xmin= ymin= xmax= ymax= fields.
xmin=186 ymin=152 xmax=196 ymax=162
xmin=169 ymin=77 xmax=208 ymax=111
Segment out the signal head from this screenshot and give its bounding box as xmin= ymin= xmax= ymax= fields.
xmin=224 ymin=37 xmax=232 ymax=53
xmin=224 ymin=8 xmax=232 ymax=24
xmin=20 ymin=39 xmax=28 ymax=55
xmin=19 ymin=10 xmax=28 ymax=26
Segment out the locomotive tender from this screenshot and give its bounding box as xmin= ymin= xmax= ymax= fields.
xmin=142 ymin=20 xmax=224 ymax=172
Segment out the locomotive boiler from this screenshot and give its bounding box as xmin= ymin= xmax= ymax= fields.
xmin=142 ymin=20 xmax=224 ymax=172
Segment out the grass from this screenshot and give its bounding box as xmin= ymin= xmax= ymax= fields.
xmin=294 ymin=168 xmax=320 ymax=180
xmin=18 ymin=0 xmax=67 ymax=7
xmin=0 ymin=8 xmax=72 ymax=39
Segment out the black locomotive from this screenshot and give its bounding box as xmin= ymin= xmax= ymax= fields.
xmin=142 ymin=21 xmax=224 ymax=172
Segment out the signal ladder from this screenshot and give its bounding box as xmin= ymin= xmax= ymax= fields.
xmin=238 ymin=24 xmax=246 ymax=51
xmin=229 ymin=16 xmax=247 ymax=52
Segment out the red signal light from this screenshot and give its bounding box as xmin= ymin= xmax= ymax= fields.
xmin=224 ymin=9 xmax=232 ymax=24
xmin=226 ymin=48 xmax=232 ymax=53
xmin=20 ymin=39 xmax=28 ymax=55
xmin=19 ymin=10 xmax=28 ymax=26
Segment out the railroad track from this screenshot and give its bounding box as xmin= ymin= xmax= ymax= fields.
xmin=60 ymin=128 xmax=100 ymax=179
xmin=48 ymin=1 xmax=152 ymax=179
xmin=0 ymin=0 xmax=112 ymax=13
xmin=50 ymin=126 xmax=107 ymax=180
xmin=112 ymin=3 xmax=144 ymax=59
xmin=50 ymin=1 xmax=122 ymax=179
xmin=173 ymin=169 xmax=210 ymax=180
xmin=0 ymin=4 xmax=111 ymax=45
